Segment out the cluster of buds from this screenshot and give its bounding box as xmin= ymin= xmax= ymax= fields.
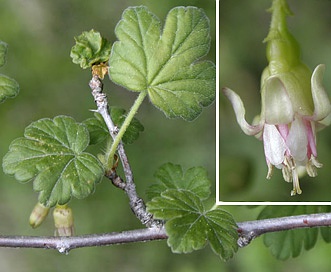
xmin=223 ymin=0 xmax=331 ymax=195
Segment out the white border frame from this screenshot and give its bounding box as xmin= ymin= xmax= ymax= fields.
xmin=216 ymin=0 xmax=220 ymax=205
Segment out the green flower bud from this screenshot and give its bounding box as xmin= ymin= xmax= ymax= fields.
xmin=29 ymin=202 xmax=50 ymax=228
xmin=53 ymin=205 xmax=74 ymax=237
xmin=70 ymin=29 xmax=112 ymax=69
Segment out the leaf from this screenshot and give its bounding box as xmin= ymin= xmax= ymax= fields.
xmin=109 ymin=6 xmax=216 ymax=121
xmin=258 ymin=205 xmax=325 ymax=260
xmin=70 ymin=29 xmax=112 ymax=69
xmin=0 ymin=41 xmax=19 ymax=103
xmin=146 ymin=162 xmax=210 ymax=200
xmin=110 ymin=107 xmax=144 ymax=144
xmin=0 ymin=74 xmax=19 ymax=103
xmin=83 ymin=113 xmax=109 ymax=145
xmin=83 ymin=108 xmax=144 ymax=145
xmin=0 ymin=41 xmax=8 ymax=67
xmin=2 ymin=116 xmax=104 ymax=207
xmin=147 ymin=189 xmax=238 ymax=260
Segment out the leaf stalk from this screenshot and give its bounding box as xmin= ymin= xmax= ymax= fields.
xmin=107 ymin=90 xmax=147 ymax=167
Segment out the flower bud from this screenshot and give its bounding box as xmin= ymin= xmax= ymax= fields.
xmin=53 ymin=205 xmax=74 ymax=236
xmin=29 ymin=202 xmax=50 ymax=228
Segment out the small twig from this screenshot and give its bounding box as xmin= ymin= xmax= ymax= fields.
xmin=89 ymin=75 xmax=162 ymax=228
xmin=236 ymin=212 xmax=331 ymax=247
xmin=106 ymin=168 xmax=126 ymax=190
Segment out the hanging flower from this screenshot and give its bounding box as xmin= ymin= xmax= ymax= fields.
xmin=222 ymin=0 xmax=331 ymax=195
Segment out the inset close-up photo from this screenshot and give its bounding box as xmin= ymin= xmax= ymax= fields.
xmin=219 ymin=0 xmax=331 ymax=202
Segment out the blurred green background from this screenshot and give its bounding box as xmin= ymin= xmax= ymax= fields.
xmin=220 ymin=0 xmax=331 ymax=202
xmin=0 ymin=0 xmax=216 ymax=271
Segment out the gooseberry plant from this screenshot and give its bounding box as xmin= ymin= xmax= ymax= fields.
xmin=0 ymin=6 xmax=238 ymax=260
xmin=1 ymin=3 xmax=331 ymax=263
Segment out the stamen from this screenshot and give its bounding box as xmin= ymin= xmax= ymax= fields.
xmin=266 ymin=162 xmax=274 ymax=179
xmin=281 ymin=155 xmax=302 ymax=195
xmin=311 ymin=155 xmax=323 ymax=168
xmin=306 ymin=155 xmax=323 ymax=177
xmin=291 ymin=169 xmax=302 ymax=196
xmin=282 ymin=156 xmax=295 ymax=183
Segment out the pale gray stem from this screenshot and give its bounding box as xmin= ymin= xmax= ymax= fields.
xmin=0 ymin=212 xmax=330 ymax=252
xmin=88 ymin=75 xmax=162 ymax=228
xmin=0 ymin=227 xmax=167 ymax=254
xmin=237 ymin=212 xmax=331 ymax=247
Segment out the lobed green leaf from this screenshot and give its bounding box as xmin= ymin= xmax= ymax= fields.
xmin=0 ymin=40 xmax=19 ymax=103
xmin=205 ymin=208 xmax=240 ymax=260
xmin=0 ymin=74 xmax=19 ymax=103
xmin=109 ymin=6 xmax=216 ymax=121
xmin=146 ymin=162 xmax=210 ymax=200
xmin=147 ymin=189 xmax=238 ymax=260
xmin=2 ymin=116 xmax=104 ymax=207
xmin=258 ymin=205 xmax=329 ymax=260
